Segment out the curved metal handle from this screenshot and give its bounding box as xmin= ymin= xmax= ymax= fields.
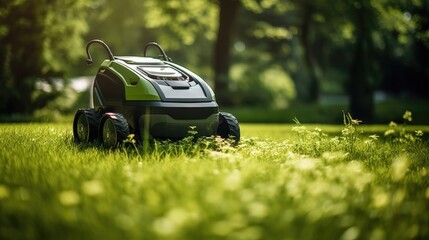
xmin=86 ymin=39 xmax=115 ymax=65
xmin=144 ymin=42 xmax=171 ymax=62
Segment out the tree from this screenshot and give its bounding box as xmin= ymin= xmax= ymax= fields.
xmin=296 ymin=0 xmax=322 ymax=102
xmin=268 ymin=0 xmax=423 ymax=121
xmin=348 ymin=0 xmax=376 ymax=121
xmin=212 ymin=0 xmax=241 ymax=105
xmin=141 ymin=0 xmax=218 ymax=79
xmin=0 ymin=0 xmax=89 ymax=114
xmin=346 ymin=0 xmax=421 ymax=121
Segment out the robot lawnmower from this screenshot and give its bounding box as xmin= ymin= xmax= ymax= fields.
xmin=72 ymin=39 xmax=240 ymax=148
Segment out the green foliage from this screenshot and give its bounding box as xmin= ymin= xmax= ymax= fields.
xmin=82 ymin=0 xmax=217 ymax=82
xmin=1 ymin=112 xmax=428 ymax=239
xmin=142 ymin=0 xmax=218 ymax=48
xmin=230 ymin=63 xmax=296 ymax=108
xmin=384 ymin=110 xmax=424 ymax=144
xmin=234 ymin=0 xmax=429 ymax=110
xmin=1 ymin=0 xmax=428 ymax=121
xmin=341 ymin=112 xmax=362 ymax=154
xmin=32 ymin=86 xmax=83 ymax=122
xmin=0 ymin=0 xmax=89 ymax=114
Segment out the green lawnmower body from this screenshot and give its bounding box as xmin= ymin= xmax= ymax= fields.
xmin=73 ymin=39 xmax=240 ymax=147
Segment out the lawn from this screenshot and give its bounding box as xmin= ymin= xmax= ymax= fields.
xmin=0 ymin=112 xmax=428 ymax=240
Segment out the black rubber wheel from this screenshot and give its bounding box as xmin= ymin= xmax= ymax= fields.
xmin=73 ymin=109 xmax=100 ymax=143
xmin=99 ymin=113 xmax=130 ymax=148
xmin=217 ymin=112 xmax=240 ymax=144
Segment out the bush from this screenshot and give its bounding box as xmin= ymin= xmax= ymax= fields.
xmin=230 ymin=63 xmax=296 ymax=108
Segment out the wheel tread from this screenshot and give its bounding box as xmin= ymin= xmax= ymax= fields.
xmin=73 ymin=108 xmax=100 ymax=143
xmin=99 ymin=112 xmax=130 ymax=148
xmin=217 ymin=112 xmax=240 ymax=143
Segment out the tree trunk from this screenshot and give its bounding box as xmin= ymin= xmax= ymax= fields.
xmin=213 ymin=0 xmax=240 ymax=106
xmin=349 ymin=1 xmax=374 ymax=122
xmin=299 ymin=0 xmax=320 ymax=103
xmin=0 ymin=1 xmax=43 ymax=114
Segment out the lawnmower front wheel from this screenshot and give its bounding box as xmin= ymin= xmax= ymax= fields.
xmin=217 ymin=112 xmax=240 ymax=144
xmin=99 ymin=113 xmax=130 ymax=148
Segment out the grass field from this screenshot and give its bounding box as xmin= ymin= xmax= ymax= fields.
xmin=0 ymin=113 xmax=428 ymax=240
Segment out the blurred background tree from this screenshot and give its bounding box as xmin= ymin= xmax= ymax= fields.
xmin=0 ymin=0 xmax=428 ymax=122
xmin=0 ymin=0 xmax=89 ymax=115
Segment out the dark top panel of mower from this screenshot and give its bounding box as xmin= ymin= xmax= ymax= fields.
xmin=110 ymin=56 xmax=214 ymax=103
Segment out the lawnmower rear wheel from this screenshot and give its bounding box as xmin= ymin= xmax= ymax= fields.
xmin=217 ymin=112 xmax=240 ymax=144
xmin=73 ymin=108 xmax=100 ymax=143
xmin=99 ymin=113 xmax=130 ymax=148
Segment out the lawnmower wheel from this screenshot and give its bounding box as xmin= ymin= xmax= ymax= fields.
xmin=217 ymin=112 xmax=240 ymax=144
xmin=73 ymin=108 xmax=100 ymax=143
xmin=99 ymin=113 xmax=129 ymax=148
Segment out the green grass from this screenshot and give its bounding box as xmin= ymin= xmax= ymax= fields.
xmin=1 ymin=115 xmax=428 ymax=239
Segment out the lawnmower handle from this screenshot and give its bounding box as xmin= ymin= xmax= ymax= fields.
xmin=144 ymin=42 xmax=172 ymax=62
xmin=85 ymin=39 xmax=115 ymax=65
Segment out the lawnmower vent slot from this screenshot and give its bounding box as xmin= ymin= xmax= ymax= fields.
xmin=137 ymin=65 xmax=189 ymax=81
